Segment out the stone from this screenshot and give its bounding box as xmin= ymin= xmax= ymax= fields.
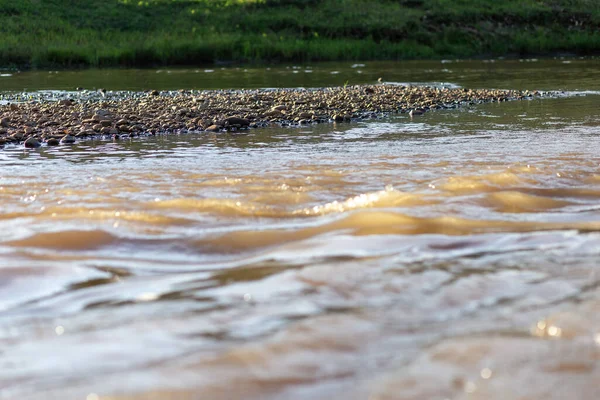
xmin=24 ymin=127 xmax=35 ymax=135
xmin=224 ymin=117 xmax=250 ymax=127
xmin=0 ymin=117 xmax=9 ymax=127
xmin=60 ymin=134 xmax=76 ymax=144
xmin=150 ymin=90 xmax=159 ymax=96
xmin=59 ymin=99 xmax=73 ymax=106
xmin=100 ymin=120 xmax=112 ymax=127
xmin=24 ymin=137 xmax=41 ymax=148
xmin=46 ymin=138 xmax=60 ymax=146
xmin=95 ymin=109 xmax=110 ymax=116
xmin=264 ymin=109 xmax=283 ymax=117
xmin=205 ymin=124 xmax=221 ymax=132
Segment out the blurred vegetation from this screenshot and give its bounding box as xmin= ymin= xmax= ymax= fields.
xmin=0 ymin=0 xmax=598 ymax=68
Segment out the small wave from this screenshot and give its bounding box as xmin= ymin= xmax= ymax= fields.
xmin=485 ymin=191 xmax=573 ymax=213
xmin=6 ymin=229 xmax=118 ymax=250
xmin=437 ymin=172 xmax=529 ymax=193
xmin=151 ymin=188 xmax=430 ymax=219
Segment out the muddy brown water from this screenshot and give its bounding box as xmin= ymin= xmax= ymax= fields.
xmin=1 ymin=59 xmax=600 ymax=400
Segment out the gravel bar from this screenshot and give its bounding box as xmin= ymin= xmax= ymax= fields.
xmin=0 ymin=84 xmax=549 ymax=149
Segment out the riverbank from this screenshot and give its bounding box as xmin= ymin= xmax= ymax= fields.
xmin=1 ymin=0 xmax=599 ymax=69
xmin=0 ymin=84 xmax=545 ymax=149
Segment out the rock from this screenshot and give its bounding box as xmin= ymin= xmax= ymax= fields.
xmin=198 ymin=119 xmax=213 ymax=129
xmin=24 ymin=127 xmax=35 ymax=135
xmin=24 ymin=137 xmax=41 ymax=148
xmin=333 ymin=114 xmax=344 ymax=122
xmin=264 ymin=109 xmax=283 ymax=117
xmin=10 ymin=132 xmax=24 ymax=141
xmin=46 ymin=138 xmax=60 ymax=146
xmin=116 ymin=119 xmax=129 ymax=126
xmin=100 ymin=120 xmax=112 ymax=127
xmin=273 ymin=105 xmax=287 ymax=111
xmin=224 ymin=117 xmax=250 ymax=127
xmin=150 ymin=90 xmax=159 ymax=96
xmin=9 ymin=103 xmax=18 ymax=111
xmin=100 ymin=127 xmax=112 ymax=134
xmin=60 ymin=134 xmax=76 ymax=144
xmin=95 ymin=109 xmax=110 ymax=117
xmin=0 ymin=117 xmax=9 ymax=127
xmin=108 ymin=128 xmax=119 ymax=135
xmin=205 ymin=124 xmax=221 ymax=132
xmin=409 ymin=108 xmax=426 ymax=117
xmin=59 ymin=99 xmax=73 ymax=106
xmin=93 ymin=124 xmax=103 ymax=132
xmin=0 ymin=138 xmax=6 ymax=146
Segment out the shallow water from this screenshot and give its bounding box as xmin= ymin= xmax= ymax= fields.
xmin=1 ymin=60 xmax=600 ymax=400
xmin=2 ymin=57 xmax=600 ymax=92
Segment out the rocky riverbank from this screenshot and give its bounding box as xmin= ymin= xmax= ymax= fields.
xmin=0 ymin=85 xmax=546 ymax=149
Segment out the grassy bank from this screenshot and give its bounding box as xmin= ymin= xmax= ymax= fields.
xmin=1 ymin=0 xmax=599 ymax=69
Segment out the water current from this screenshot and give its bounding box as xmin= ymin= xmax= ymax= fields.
xmin=1 ymin=59 xmax=600 ymax=399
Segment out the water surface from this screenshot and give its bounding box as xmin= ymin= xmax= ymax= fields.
xmin=1 ymin=60 xmax=600 ymax=400
xmin=2 ymin=58 xmax=599 ymax=92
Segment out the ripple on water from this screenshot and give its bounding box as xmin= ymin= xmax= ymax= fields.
xmin=1 ymin=91 xmax=600 ymax=399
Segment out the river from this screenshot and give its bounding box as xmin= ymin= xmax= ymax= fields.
xmin=1 ymin=59 xmax=600 ymax=400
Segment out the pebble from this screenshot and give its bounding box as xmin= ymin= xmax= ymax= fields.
xmin=0 ymin=84 xmax=552 ymax=149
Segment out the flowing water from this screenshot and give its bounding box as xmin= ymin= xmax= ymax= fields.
xmin=1 ymin=59 xmax=600 ymax=400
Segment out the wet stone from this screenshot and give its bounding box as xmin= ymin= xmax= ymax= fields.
xmin=224 ymin=117 xmax=250 ymax=127
xmin=24 ymin=137 xmax=41 ymax=148
xmin=0 ymin=84 xmax=551 ymax=150
xmin=60 ymin=134 xmax=76 ymax=144
xmin=205 ymin=125 xmax=221 ymax=132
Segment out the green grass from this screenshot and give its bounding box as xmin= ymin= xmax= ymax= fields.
xmin=0 ymin=0 xmax=599 ymax=68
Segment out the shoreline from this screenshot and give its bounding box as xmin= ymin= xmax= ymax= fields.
xmin=0 ymin=84 xmax=547 ymax=149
